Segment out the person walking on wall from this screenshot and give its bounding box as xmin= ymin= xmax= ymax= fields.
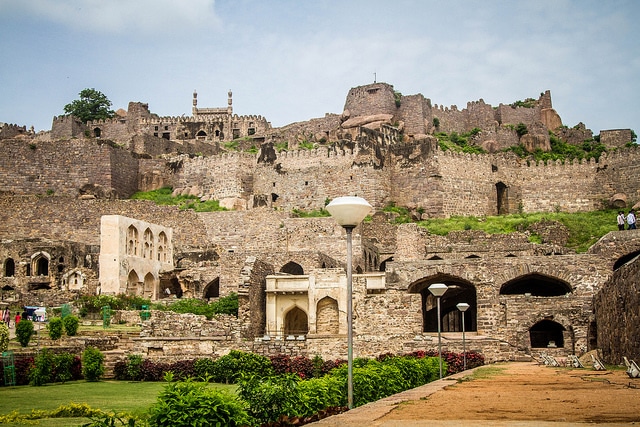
xmin=617 ymin=211 xmax=626 ymax=231
xmin=627 ymin=210 xmax=637 ymax=230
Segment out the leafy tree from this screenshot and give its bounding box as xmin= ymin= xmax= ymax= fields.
xmin=63 ymin=88 xmax=115 ymax=123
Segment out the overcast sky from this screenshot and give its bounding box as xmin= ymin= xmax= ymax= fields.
xmin=0 ymin=0 xmax=638 ymax=135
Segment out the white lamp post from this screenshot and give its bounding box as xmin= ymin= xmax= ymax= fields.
xmin=456 ymin=302 xmax=470 ymax=371
xmin=428 ymin=282 xmax=448 ymax=379
xmin=326 ymin=196 xmax=372 ymax=410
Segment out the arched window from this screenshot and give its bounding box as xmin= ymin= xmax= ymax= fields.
xmin=33 ymin=254 xmax=49 ymax=276
xmin=500 ymin=273 xmax=572 ymax=296
xmin=127 ymin=225 xmax=139 ymax=256
xmin=143 ymin=228 xmax=154 ymax=259
xmin=530 ymin=319 xmax=565 ymax=348
xmin=284 ymin=306 xmax=308 ymax=336
xmin=316 ymin=297 xmax=339 ymax=334
xmin=4 ymin=258 xmax=15 ymax=277
xmin=280 ymin=261 xmax=304 ymax=275
xmin=93 ymin=127 xmax=101 ymax=138
xmin=158 ymin=232 xmax=168 ymax=262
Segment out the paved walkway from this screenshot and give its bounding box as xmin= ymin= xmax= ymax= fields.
xmin=309 ymin=362 xmax=640 ymax=426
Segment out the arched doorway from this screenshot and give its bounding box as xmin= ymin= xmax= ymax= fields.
xmin=316 ymin=297 xmax=339 ymax=334
xmin=530 ymin=319 xmax=565 ymax=348
xmin=144 ymin=273 xmax=155 ymax=298
xmin=496 ymin=182 xmax=508 ymax=214
xmin=409 ymin=275 xmax=477 ymax=333
xmin=4 ymin=258 xmax=15 ymax=277
xmin=127 ymin=270 xmax=140 ymax=295
xmin=204 ymin=278 xmax=220 ymax=300
xmin=284 ymin=306 xmax=308 ymax=336
xmin=34 ymin=255 xmax=49 ymax=276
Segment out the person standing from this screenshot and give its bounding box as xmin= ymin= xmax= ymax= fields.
xmin=14 ymin=312 xmax=21 ymax=325
xmin=3 ymin=308 xmax=10 ymax=327
xmin=627 ymin=210 xmax=637 ymax=230
xmin=617 ymin=211 xmax=626 ymax=231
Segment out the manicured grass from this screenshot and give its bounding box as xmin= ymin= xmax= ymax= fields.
xmin=0 ymin=380 xmax=236 ymax=426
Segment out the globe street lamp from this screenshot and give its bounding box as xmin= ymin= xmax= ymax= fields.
xmin=456 ymin=302 xmax=470 ymax=371
xmin=428 ymin=282 xmax=448 ymax=379
xmin=326 ymin=196 xmax=372 ymax=409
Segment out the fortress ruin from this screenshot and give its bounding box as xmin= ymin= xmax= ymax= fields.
xmin=0 ymin=82 xmax=638 ymax=365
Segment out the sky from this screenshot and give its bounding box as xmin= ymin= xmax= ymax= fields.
xmin=0 ymin=0 xmax=638 ymax=134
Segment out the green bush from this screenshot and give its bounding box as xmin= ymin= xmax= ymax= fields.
xmin=126 ymin=354 xmax=144 ymax=381
xmin=193 ymin=357 xmax=216 ymax=381
xmin=47 ymin=317 xmax=64 ymax=340
xmin=0 ymin=323 xmax=9 ymax=352
xmin=82 ymin=347 xmax=105 ymax=382
xmin=16 ymin=319 xmax=34 ymax=347
xmin=296 ymin=375 xmax=345 ymax=418
xmin=30 ymin=348 xmax=55 ymax=386
xmin=237 ymin=373 xmax=300 ymax=424
xmin=53 ymin=352 xmax=75 ymax=383
xmin=63 ymin=315 xmax=80 ymax=336
xmin=212 ymin=350 xmax=273 ymax=384
xmin=149 ymin=379 xmax=252 ymax=427
xmin=165 ymin=293 xmax=238 ymax=319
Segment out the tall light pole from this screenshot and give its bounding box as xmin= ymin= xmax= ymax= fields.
xmin=326 ymin=196 xmax=372 ymax=409
xmin=457 ymin=302 xmax=470 ymax=371
xmin=428 ymin=283 xmax=448 ymax=379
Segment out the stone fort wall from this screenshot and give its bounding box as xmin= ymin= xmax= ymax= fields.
xmin=594 ymin=255 xmax=640 ymax=363
xmin=0 ymin=138 xmax=139 ymax=198
xmin=4 ymin=134 xmax=640 ymax=220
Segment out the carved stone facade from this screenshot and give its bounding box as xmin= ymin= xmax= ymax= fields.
xmin=1 ymin=82 xmax=638 ymax=364
xmin=99 ymin=215 xmax=174 ymax=298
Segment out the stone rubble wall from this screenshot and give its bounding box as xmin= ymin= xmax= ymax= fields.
xmin=594 ymin=255 xmax=640 ymax=364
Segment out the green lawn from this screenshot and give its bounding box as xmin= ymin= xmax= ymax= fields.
xmin=0 ymin=380 xmax=236 ymax=426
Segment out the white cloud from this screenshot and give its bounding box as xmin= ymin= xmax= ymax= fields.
xmin=2 ymin=0 xmax=220 ymax=36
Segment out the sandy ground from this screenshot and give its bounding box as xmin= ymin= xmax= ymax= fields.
xmin=378 ymin=362 xmax=640 ymax=425
xmin=311 ymin=362 xmax=640 ymax=427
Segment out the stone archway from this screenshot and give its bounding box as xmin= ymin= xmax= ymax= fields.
xmin=496 ymin=181 xmax=508 ymax=214
xmin=316 ymin=297 xmax=339 ymax=334
xmin=144 ymin=272 xmax=155 ymax=298
xmin=204 ymin=278 xmax=220 ymax=300
xmin=500 ymin=273 xmax=572 ymax=296
xmin=530 ymin=319 xmax=566 ymax=348
xmin=284 ymin=306 xmax=308 ymax=336
xmin=280 ymin=261 xmax=304 ymax=275
xmin=408 ymin=274 xmax=477 ymax=333
xmin=127 ymin=270 xmax=140 ymax=295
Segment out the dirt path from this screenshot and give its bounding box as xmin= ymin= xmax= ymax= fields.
xmin=378 ymin=362 xmax=640 ymax=425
